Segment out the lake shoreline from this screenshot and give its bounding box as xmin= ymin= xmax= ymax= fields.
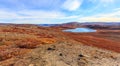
xmin=63 ymin=28 xmax=96 ymax=33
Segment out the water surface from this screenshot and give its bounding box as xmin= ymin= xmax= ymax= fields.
xmin=63 ymin=28 xmax=96 ymax=33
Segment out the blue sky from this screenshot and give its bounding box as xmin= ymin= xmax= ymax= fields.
xmin=0 ymin=0 xmax=120 ymax=24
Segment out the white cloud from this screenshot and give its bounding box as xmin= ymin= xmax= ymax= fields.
xmin=96 ymin=10 xmax=120 ymax=17
xmin=100 ymin=0 xmax=115 ymax=7
xmin=90 ymin=0 xmax=115 ymax=4
xmin=89 ymin=0 xmax=116 ymax=8
xmin=10 ymin=19 xmax=53 ymax=24
xmin=0 ymin=10 xmax=67 ymax=24
xmin=114 ymin=8 xmax=120 ymax=11
xmin=0 ymin=10 xmax=18 ymax=19
xmin=79 ymin=17 xmax=120 ymax=22
xmin=17 ymin=10 xmax=66 ymax=19
xmin=0 ymin=10 xmax=66 ymax=19
xmin=78 ymin=10 xmax=120 ymax=22
xmin=100 ymin=0 xmax=114 ymax=3
xmin=62 ymin=0 xmax=83 ymax=11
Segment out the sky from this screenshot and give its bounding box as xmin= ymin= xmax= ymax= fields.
xmin=0 ymin=0 xmax=120 ymax=24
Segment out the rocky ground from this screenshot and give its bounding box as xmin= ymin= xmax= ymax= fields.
xmin=1 ymin=40 xmax=120 ymax=66
xmin=0 ymin=24 xmax=120 ymax=66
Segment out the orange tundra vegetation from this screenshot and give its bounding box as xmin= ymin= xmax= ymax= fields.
xmin=64 ymin=31 xmax=120 ymax=52
xmin=0 ymin=25 xmax=56 ymax=61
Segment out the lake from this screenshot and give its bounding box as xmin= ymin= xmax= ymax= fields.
xmin=63 ymin=28 xmax=96 ymax=33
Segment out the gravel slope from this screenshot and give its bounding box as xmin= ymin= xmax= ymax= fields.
xmin=1 ymin=40 xmax=119 ymax=66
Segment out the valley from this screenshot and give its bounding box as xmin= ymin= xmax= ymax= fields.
xmin=0 ymin=22 xmax=120 ymax=66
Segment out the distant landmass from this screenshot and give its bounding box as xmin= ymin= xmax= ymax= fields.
xmin=38 ymin=22 xmax=120 ymax=26
xmin=38 ymin=22 xmax=120 ymax=29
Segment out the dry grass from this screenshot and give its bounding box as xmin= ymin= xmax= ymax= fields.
xmin=65 ymin=31 xmax=120 ymax=52
xmin=0 ymin=25 xmax=57 ymax=61
xmin=0 ymin=47 xmax=30 ymax=61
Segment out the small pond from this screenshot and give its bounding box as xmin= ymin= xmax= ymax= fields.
xmin=63 ymin=28 xmax=96 ymax=33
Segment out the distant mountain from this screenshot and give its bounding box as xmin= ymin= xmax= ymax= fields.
xmin=38 ymin=22 xmax=120 ymax=27
xmin=38 ymin=24 xmax=59 ymax=27
xmin=51 ymin=22 xmax=120 ymax=29
xmin=79 ymin=22 xmax=120 ymax=29
xmin=58 ymin=22 xmax=82 ymax=28
xmin=80 ymin=22 xmax=120 ymax=26
xmin=1 ymin=22 xmax=119 ymax=29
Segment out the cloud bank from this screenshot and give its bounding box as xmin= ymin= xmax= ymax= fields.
xmin=0 ymin=0 xmax=120 ymax=24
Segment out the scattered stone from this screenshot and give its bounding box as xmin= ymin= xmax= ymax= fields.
xmin=94 ymin=56 xmax=98 ymax=59
xmin=59 ymin=53 xmax=63 ymax=56
xmin=47 ymin=47 xmax=55 ymax=50
xmin=78 ymin=54 xmax=84 ymax=57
